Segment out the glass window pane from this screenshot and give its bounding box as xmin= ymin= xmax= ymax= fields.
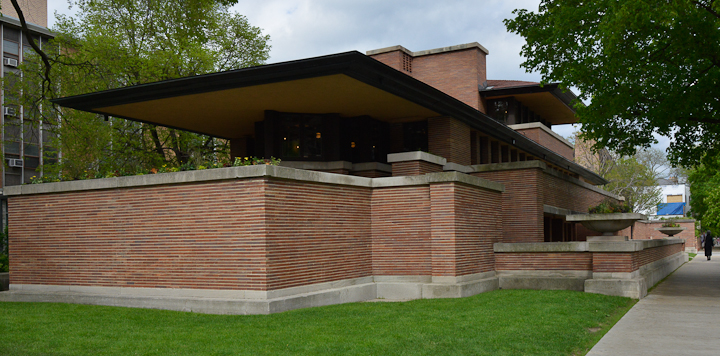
xmin=24 ymin=144 xmax=39 ymax=156
xmin=4 ymin=141 xmax=19 ymax=155
xmin=3 ymin=40 xmax=18 ymax=56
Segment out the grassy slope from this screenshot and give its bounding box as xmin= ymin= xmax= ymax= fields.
xmin=0 ymin=289 xmax=635 ymax=356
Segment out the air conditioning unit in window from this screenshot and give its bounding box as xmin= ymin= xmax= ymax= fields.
xmin=3 ymin=58 xmax=18 ymax=67
xmin=7 ymin=158 xmax=23 ymax=168
xmin=3 ymin=106 xmax=16 ymax=117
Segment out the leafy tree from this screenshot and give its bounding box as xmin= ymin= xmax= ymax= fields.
xmin=575 ymin=136 xmax=666 ymax=213
xmin=603 ymin=155 xmax=662 ymax=214
xmin=505 ymin=0 xmax=720 ymax=167
xmin=8 ymin=0 xmax=270 ymax=179
xmin=688 ymin=155 xmax=720 ymax=230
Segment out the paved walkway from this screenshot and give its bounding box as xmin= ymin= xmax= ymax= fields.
xmin=587 ymin=252 xmax=720 ymax=355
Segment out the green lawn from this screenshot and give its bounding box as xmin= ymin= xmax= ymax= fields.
xmin=0 ymin=289 xmax=635 ymax=356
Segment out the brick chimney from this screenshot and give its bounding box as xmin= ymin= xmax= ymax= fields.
xmin=367 ymin=43 xmax=489 ymax=113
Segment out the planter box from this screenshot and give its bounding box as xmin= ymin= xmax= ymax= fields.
xmin=656 ymin=227 xmax=687 ymax=237
xmin=566 ymin=213 xmax=646 ymax=236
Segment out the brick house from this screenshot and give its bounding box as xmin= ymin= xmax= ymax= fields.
xmin=0 ymin=43 xmax=686 ymax=313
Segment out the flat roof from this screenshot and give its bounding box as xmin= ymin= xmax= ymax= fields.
xmin=52 ymin=51 xmax=606 ymax=185
xmin=481 ymin=81 xmax=579 ymax=125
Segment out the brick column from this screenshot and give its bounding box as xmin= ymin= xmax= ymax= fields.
xmin=387 ymin=151 xmax=446 ymax=177
xmin=428 ymin=117 xmax=472 ymax=166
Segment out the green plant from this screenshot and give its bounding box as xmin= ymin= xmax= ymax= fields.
xmin=588 ymin=199 xmax=632 ymax=214
xmin=0 ymin=227 xmax=8 ymax=272
xmin=661 ymin=222 xmax=680 ymax=228
xmin=233 ymin=156 xmax=281 ymax=166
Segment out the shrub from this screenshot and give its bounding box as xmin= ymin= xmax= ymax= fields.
xmin=588 ymin=199 xmax=632 ymax=214
xmin=0 ymin=228 xmax=7 ymax=272
xmin=662 ymin=222 xmax=680 ymax=228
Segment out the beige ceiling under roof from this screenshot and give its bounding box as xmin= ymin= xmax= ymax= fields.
xmin=97 ymin=74 xmax=441 ymax=138
xmin=483 ymin=92 xmax=576 ymax=125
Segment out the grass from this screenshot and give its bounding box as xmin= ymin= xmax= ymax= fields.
xmin=0 ymin=289 xmax=635 ymax=356
xmin=689 ymin=252 xmax=697 ymax=261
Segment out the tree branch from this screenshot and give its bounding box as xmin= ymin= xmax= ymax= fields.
xmin=692 ymin=0 xmax=720 ymax=19
xmin=9 ymin=0 xmax=52 ymax=93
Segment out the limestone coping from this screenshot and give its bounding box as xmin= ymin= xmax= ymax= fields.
xmin=494 ymin=238 xmax=684 ymax=253
xmin=4 ymin=165 xmax=504 ymax=196
xmin=443 ymin=162 xmax=474 ymax=173
xmin=508 ymin=122 xmax=574 ymax=149
xmin=366 ymin=42 xmax=489 ymax=57
xmin=387 ymin=151 xmax=447 ymax=165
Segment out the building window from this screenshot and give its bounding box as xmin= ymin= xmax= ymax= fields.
xmin=487 ymin=99 xmax=510 ymax=123
xmin=402 ymin=121 xmax=428 ymax=152
xmin=279 ymin=114 xmax=323 ymax=160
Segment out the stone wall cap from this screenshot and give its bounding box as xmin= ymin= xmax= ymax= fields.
xmin=366 ymin=42 xmax=489 ymax=57
xmin=6 ymin=165 xmax=505 ymax=196
xmin=566 ymin=213 xmax=647 ymax=222
xmin=443 ymin=162 xmax=474 ymax=173
xmin=494 ymin=242 xmax=588 ymax=253
xmin=508 ymin=122 xmax=574 ymax=149
xmin=387 ymin=151 xmax=447 ymax=165
xmin=372 ymin=171 xmax=504 ymax=192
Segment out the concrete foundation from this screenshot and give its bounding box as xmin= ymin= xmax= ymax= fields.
xmin=0 ymin=273 xmax=501 ymax=314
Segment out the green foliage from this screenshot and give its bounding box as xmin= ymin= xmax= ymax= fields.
xmin=0 ymin=228 xmax=7 ymax=272
xmin=661 ymin=222 xmax=680 ymax=228
xmin=588 ymin=199 xmax=632 ymax=214
xmin=8 ymin=0 xmax=271 ymax=180
xmin=0 ymin=290 xmax=635 ymax=356
xmin=233 ymin=156 xmax=281 ymax=166
xmin=505 ymin=1 xmax=720 ymax=167
xmin=688 ymin=154 xmax=720 ymax=232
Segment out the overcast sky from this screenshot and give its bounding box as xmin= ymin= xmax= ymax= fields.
xmin=46 ymin=0 xmax=671 ymax=152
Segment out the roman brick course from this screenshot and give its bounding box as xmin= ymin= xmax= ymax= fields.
xmin=372 ymin=185 xmax=432 ymax=276
xmin=496 ymin=252 xmax=592 ymax=271
xmin=264 ymin=179 xmax=372 ymax=290
xmin=428 ymin=117 xmax=472 ymax=166
xmin=391 ymin=161 xmax=443 ymax=176
xmin=513 ymin=126 xmax=574 ymax=161
xmin=9 ymin=179 xmax=270 ymax=290
xmin=472 ymin=167 xmax=544 ymax=243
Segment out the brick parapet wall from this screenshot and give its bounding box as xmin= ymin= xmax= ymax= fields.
xmin=391 ymin=161 xmax=443 ymax=176
xmin=472 ymin=167 xmax=544 ymax=243
xmin=496 ymin=241 xmax=684 ymax=275
xmin=593 ymin=243 xmax=684 ymax=273
xmin=371 ymin=185 xmax=432 ymax=276
xmin=621 ymin=220 xmax=697 ymax=251
xmin=496 ymin=252 xmax=592 ymax=271
xmin=430 ymin=182 xmax=502 ymax=276
xmin=9 ymin=167 xmax=504 ymax=292
xmin=9 ymin=179 xmax=271 ymax=290
xmin=542 ymin=170 xmax=616 ymax=214
xmin=264 ymin=180 xmax=372 ymax=290
xmin=513 ymin=126 xmax=574 ymax=161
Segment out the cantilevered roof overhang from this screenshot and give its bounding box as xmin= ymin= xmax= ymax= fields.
xmin=480 ymin=82 xmax=579 ymax=125
xmin=52 ymin=51 xmax=606 ymax=185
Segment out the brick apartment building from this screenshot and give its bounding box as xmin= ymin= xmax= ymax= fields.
xmin=0 ymin=42 xmax=688 ymax=313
